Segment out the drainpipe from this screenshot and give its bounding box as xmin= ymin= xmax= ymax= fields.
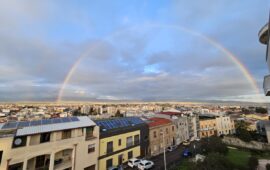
xmin=73 ymin=144 xmax=77 ymax=170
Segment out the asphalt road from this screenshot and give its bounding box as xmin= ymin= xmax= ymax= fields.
xmin=124 ymin=141 xmax=200 ymax=170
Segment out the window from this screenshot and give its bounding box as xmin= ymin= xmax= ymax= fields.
xmin=134 ymin=135 xmax=140 ymax=145
xmin=153 ymin=131 xmax=157 ymax=138
xmin=128 ymin=151 xmax=133 ymax=159
xmin=166 ymin=128 xmax=169 ymax=134
xmin=40 ymin=132 xmax=50 ymax=143
xmin=62 ymin=130 xmax=72 ymax=139
xmin=8 ymin=162 xmax=23 ymax=170
xmin=172 ymin=126 xmax=174 ymax=131
xmin=126 ymin=136 xmax=133 ymax=147
xmin=118 ymin=154 xmax=123 ymax=165
xmin=84 ymin=165 xmax=95 ymax=170
xmin=118 ymin=139 xmax=121 ymax=146
xmin=106 ymin=159 xmax=113 ymax=169
xmin=107 ymin=141 xmax=113 ymax=154
xmin=35 ymin=155 xmax=45 ymax=168
xmin=0 ymin=151 xmax=2 ymax=165
xmin=86 ymin=127 xmax=94 ymax=140
xmin=88 ymin=144 xmax=95 ymax=153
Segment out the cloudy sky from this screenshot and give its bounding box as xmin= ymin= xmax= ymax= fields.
xmin=0 ymin=0 xmax=270 ymax=102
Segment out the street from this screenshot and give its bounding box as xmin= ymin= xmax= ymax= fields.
xmin=124 ymin=141 xmax=199 ymax=170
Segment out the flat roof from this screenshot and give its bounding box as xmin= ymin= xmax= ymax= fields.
xmin=94 ymin=117 xmax=145 ymax=132
xmin=0 ymin=116 xmax=96 ymax=136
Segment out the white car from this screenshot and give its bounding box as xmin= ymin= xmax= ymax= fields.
xmin=137 ymin=160 xmax=154 ymax=170
xmin=182 ymin=141 xmax=190 ymax=146
xmin=195 ymin=138 xmax=200 ymax=141
xmin=128 ymin=158 xmax=141 ymax=168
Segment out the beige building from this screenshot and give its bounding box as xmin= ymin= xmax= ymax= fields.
xmin=216 ymin=116 xmax=235 ymax=136
xmin=147 ymin=117 xmax=175 ymax=156
xmin=0 ymin=116 xmax=99 ymax=170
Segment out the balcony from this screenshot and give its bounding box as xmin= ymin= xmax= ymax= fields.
xmin=54 ymin=149 xmax=73 ymax=170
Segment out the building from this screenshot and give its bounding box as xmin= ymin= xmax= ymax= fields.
xmin=187 ymin=113 xmax=200 ymax=140
xmin=0 ymin=116 xmax=99 ymax=170
xmin=199 ymin=115 xmax=217 ymax=138
xmin=94 ymin=117 xmax=148 ymax=170
xmin=216 ymin=116 xmax=235 ymax=136
xmin=147 ymin=117 xmax=175 ymax=156
xmin=155 ymin=112 xmax=189 ymax=145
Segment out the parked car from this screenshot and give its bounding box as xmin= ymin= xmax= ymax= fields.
xmin=137 ymin=160 xmax=154 ymax=170
xmin=195 ymin=138 xmax=200 ymax=141
xmin=107 ymin=165 xmax=123 ymax=170
xmin=182 ymin=141 xmax=190 ymax=146
xmin=128 ymin=158 xmax=141 ymax=168
xmin=167 ymin=145 xmax=177 ymax=152
xmin=182 ymin=149 xmax=192 ymax=158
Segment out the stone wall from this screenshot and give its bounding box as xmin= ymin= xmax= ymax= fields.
xmin=222 ymin=136 xmax=270 ymax=151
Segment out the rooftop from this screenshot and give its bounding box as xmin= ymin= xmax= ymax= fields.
xmin=147 ymin=117 xmax=172 ymax=127
xmin=94 ymin=117 xmax=145 ymax=132
xmin=0 ymin=116 xmax=95 ymax=137
xmin=158 ymin=111 xmax=183 ymax=116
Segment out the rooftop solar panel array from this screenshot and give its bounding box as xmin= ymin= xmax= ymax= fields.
xmin=1 ymin=117 xmax=79 ymax=130
xmin=95 ymin=117 xmax=144 ymax=130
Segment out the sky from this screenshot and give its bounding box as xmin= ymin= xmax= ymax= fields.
xmin=0 ymin=0 xmax=270 ymax=102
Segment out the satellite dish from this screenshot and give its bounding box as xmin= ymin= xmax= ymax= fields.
xmin=14 ymin=138 xmax=22 ymax=145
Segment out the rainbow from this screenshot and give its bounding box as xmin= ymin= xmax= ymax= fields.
xmin=57 ymin=24 xmax=262 ymax=102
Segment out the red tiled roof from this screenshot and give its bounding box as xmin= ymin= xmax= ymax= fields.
xmin=157 ymin=112 xmax=183 ymax=116
xmin=147 ymin=117 xmax=172 ymax=127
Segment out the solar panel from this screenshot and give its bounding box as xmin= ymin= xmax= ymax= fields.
xmin=52 ymin=118 xmax=61 ymax=124
xmin=17 ymin=121 xmax=30 ymax=128
xmin=62 ymin=117 xmax=70 ymax=123
xmin=41 ymin=119 xmax=52 ymax=125
xmin=2 ymin=122 xmax=18 ymax=129
xmin=70 ymin=117 xmax=79 ymax=121
xmin=30 ymin=120 xmax=42 ymax=126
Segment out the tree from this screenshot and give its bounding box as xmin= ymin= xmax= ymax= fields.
xmin=190 ymin=153 xmax=234 ymax=170
xmin=255 ymin=107 xmax=267 ymax=114
xmin=200 ymin=136 xmax=228 ymax=155
xmin=235 ymin=121 xmax=252 ymax=142
xmin=248 ymin=156 xmax=258 ymax=170
xmin=266 ymin=163 xmax=270 ymax=170
xmin=115 ymin=110 xmax=123 ymax=117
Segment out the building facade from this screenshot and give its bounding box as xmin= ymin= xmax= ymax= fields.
xmin=0 ymin=116 xmax=99 ymax=170
xmin=216 ymin=116 xmax=235 ymax=136
xmin=155 ymin=112 xmax=189 ymax=145
xmin=199 ymin=115 xmax=217 ymax=138
xmin=147 ymin=117 xmax=175 ymax=156
xmin=94 ymin=117 xmax=148 ymax=170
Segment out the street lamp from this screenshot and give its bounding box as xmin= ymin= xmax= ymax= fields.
xmin=160 ymin=131 xmax=167 ymax=170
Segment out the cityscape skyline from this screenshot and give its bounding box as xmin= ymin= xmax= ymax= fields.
xmin=1 ymin=1 xmax=270 ymax=102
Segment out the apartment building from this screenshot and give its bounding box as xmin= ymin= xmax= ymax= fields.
xmin=216 ymin=116 xmax=235 ymax=136
xmin=155 ymin=112 xmax=189 ymax=145
xmin=199 ymin=115 xmax=217 ymax=138
xmin=147 ymin=117 xmax=175 ymax=156
xmin=187 ymin=114 xmax=200 ymax=140
xmin=94 ymin=117 xmax=148 ymax=170
xmin=0 ymin=116 xmax=99 ymax=170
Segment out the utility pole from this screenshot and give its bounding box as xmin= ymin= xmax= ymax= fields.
xmin=161 ymin=132 xmax=167 ymax=170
